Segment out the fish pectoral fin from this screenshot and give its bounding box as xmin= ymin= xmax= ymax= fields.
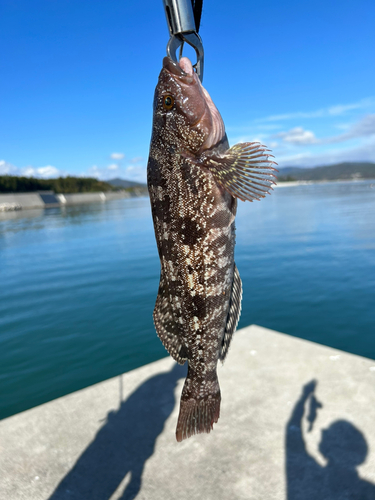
xmin=201 ymin=142 xmax=277 ymax=202
xmin=153 ymin=278 xmax=187 ymax=365
xmin=220 ymin=263 xmax=242 ymax=362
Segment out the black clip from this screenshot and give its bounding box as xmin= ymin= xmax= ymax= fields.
xmin=162 ymin=0 xmax=204 ymax=82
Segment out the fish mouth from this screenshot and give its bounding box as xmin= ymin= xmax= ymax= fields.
xmin=162 ymin=57 xmax=226 ymax=152
xmin=162 ymin=57 xmax=195 ymax=82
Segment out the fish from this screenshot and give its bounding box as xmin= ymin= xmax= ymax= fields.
xmin=147 ymin=56 xmax=276 ymax=441
xmin=307 ymin=394 xmax=323 ymax=432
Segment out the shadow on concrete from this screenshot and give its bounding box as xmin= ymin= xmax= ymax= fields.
xmin=286 ymin=380 xmax=375 ymax=500
xmin=48 ymin=362 xmax=186 ymax=500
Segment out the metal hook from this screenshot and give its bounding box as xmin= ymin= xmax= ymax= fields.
xmin=166 ymin=32 xmax=204 ymax=82
xmin=162 ymin=0 xmax=204 ymax=82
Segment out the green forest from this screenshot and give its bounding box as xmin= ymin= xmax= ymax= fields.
xmin=0 ymin=175 xmax=115 ymax=194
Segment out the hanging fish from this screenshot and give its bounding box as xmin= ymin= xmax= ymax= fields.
xmin=147 ymin=56 xmax=276 ymax=441
xmin=307 ymin=394 xmax=323 ymax=432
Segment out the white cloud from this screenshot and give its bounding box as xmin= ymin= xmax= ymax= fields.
xmin=226 ymin=123 xmax=281 ymax=133
xmin=124 ymin=165 xmax=146 ymax=183
xmin=328 ymin=99 xmax=375 ymax=115
xmin=276 ymin=152 xmax=312 ymax=165
xmin=308 ymin=114 xmax=375 ymax=145
xmin=35 ymin=166 xmax=61 ymax=178
xmin=110 ymin=152 xmax=125 ymax=160
xmin=276 ymin=136 xmax=375 ymax=167
xmin=261 ymin=109 xmax=325 ymax=122
xmin=22 ymin=167 xmax=36 ymax=177
xmin=258 ymin=97 xmax=375 ymax=123
xmin=83 ymin=161 xmax=147 ymax=183
xmin=341 ymin=114 xmax=375 ymax=139
xmin=22 ymin=166 xmax=61 ymax=178
xmin=0 ymin=161 xmax=62 ymax=178
xmin=229 ymin=134 xmax=266 ymax=145
xmin=1 ymin=158 xmax=147 ymax=184
xmin=129 ymin=156 xmax=143 ymax=164
xmin=274 ymin=114 xmax=375 ymax=147
xmin=334 ymin=122 xmax=352 ymax=131
xmin=275 ymin=127 xmax=318 ymax=145
xmin=0 ymin=160 xmax=18 ymax=175
xmin=84 ymin=155 xmax=146 ymax=181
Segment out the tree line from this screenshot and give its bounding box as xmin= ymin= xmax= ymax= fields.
xmin=0 ymin=175 xmax=115 ymax=194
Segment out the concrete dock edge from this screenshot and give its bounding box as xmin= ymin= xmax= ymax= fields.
xmin=0 ymin=190 xmax=146 ymax=211
xmin=0 ymin=325 xmax=374 ymax=499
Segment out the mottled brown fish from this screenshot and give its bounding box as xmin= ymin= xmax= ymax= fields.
xmin=147 ymin=56 xmax=276 ymax=441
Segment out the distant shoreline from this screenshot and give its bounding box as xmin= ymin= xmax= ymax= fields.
xmin=0 ymin=189 xmax=147 ymax=212
xmin=1 ymin=178 xmax=374 ymax=212
xmin=275 ymin=178 xmax=375 ymax=188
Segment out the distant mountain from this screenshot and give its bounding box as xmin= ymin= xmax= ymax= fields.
xmin=277 ymin=162 xmax=375 ymax=182
xmin=108 ymin=178 xmax=147 ymax=189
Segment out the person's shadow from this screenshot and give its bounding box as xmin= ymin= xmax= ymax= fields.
xmin=48 ymin=362 xmax=186 ymax=500
xmin=286 ymin=380 xmax=375 ymax=500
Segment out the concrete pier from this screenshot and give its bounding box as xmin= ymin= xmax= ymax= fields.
xmin=1 ymin=325 xmax=374 ymax=499
xmin=0 ymin=190 xmax=146 ymax=211
xmin=0 ymin=192 xmax=45 ymax=210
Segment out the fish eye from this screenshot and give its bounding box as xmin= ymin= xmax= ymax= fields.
xmin=163 ymin=95 xmax=174 ymax=110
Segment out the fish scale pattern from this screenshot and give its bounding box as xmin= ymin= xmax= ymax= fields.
xmin=148 ymin=149 xmax=237 ymax=441
xmin=147 ymin=56 xmax=274 ymax=441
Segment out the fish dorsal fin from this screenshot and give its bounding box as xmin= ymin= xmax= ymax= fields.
xmin=202 ymin=142 xmax=277 ymax=202
xmin=153 ymin=277 xmax=188 ymax=365
xmin=219 ymin=264 xmax=242 ymax=362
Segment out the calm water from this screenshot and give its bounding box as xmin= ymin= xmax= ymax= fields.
xmin=0 ymin=181 xmax=374 ymax=420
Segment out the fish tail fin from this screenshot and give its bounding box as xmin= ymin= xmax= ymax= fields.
xmin=176 ymin=368 xmax=221 ymax=442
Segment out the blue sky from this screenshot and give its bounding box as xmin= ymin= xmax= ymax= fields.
xmin=1 ymin=0 xmax=374 ymax=182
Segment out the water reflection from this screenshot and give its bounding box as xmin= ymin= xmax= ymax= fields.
xmin=286 ymin=380 xmax=375 ymax=499
xmin=0 ymin=197 xmax=151 ymax=236
xmin=48 ymin=363 xmax=185 ymax=500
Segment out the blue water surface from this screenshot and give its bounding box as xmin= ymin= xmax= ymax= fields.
xmin=0 ymin=181 xmax=374 ymax=419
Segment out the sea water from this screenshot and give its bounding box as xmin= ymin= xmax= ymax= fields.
xmin=0 ymin=180 xmax=374 ymax=419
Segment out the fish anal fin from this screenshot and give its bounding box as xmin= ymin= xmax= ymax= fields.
xmin=220 ymin=263 xmax=242 ymax=362
xmin=153 ymin=278 xmax=187 ymax=365
xmin=202 ymin=142 xmax=277 ymax=202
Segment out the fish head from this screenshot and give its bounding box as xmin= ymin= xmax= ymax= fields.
xmin=153 ymin=57 xmax=225 ymax=155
